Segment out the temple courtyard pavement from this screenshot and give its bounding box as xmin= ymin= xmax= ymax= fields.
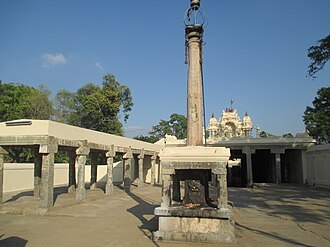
xmin=0 ymin=184 xmax=329 ymax=247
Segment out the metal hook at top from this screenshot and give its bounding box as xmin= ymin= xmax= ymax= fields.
xmin=190 ymin=0 xmax=200 ymax=9
xmin=184 ymin=0 xmax=206 ymax=27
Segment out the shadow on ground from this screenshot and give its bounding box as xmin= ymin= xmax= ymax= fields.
xmin=229 ymin=184 xmax=330 ymax=224
xmin=0 ymin=234 xmax=28 ymax=247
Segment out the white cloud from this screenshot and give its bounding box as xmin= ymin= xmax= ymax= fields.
xmin=95 ymin=62 xmax=104 ymax=70
xmin=42 ymin=53 xmax=68 ymax=67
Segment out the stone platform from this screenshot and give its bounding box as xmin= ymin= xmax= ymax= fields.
xmin=154 ymin=145 xmax=234 ymax=243
xmin=154 ymin=206 xmax=235 ymax=243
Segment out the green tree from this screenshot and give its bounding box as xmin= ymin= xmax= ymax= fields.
xmin=136 ymin=113 xmax=187 ymax=142
xmin=133 ymin=135 xmax=159 ymax=143
xmin=303 ymin=87 xmax=330 ymax=144
xmin=259 ymin=131 xmax=268 ymax=138
xmin=25 ymin=84 xmax=53 ymax=119
xmin=54 ymin=74 xmax=133 ymax=136
xmin=53 ymin=89 xmax=79 ymax=124
xmin=149 ymin=113 xmax=187 ymax=140
xmin=282 ymin=133 xmax=294 ymax=138
xmin=307 ymin=34 xmax=330 ymax=78
xmin=0 ymin=82 xmax=52 ymax=122
xmin=0 ymin=82 xmax=52 ymax=162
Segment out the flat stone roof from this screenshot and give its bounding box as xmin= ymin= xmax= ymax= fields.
xmin=165 ymin=136 xmax=316 ymax=150
xmin=0 ymin=119 xmax=161 ymax=153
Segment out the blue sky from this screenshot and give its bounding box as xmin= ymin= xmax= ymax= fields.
xmin=1 ymin=0 xmax=329 ymax=137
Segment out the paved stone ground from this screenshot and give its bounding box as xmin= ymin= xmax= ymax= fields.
xmin=0 ymin=183 xmax=329 ymax=247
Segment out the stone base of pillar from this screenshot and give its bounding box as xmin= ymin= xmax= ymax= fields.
xmin=123 ymin=178 xmax=131 ymax=192
xmin=76 ymin=188 xmax=85 ymax=203
xmin=153 ymin=208 xmax=235 ymax=243
xmin=105 ymin=183 xmax=113 ymax=194
xmin=138 ymin=179 xmax=144 ymax=187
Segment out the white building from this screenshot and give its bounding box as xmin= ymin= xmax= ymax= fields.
xmin=208 ymin=107 xmax=253 ymax=139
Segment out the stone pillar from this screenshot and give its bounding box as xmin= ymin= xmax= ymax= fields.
xmin=68 ymin=151 xmax=76 ymax=193
xmin=271 ymin=148 xmax=285 ymax=184
xmin=213 ymin=166 xmax=227 ymax=209
xmin=0 ymin=147 xmax=8 ymax=205
xmin=160 ymin=167 xmax=174 ymax=208
xmin=33 ymin=147 xmax=42 ymax=197
xmin=243 ymin=147 xmax=255 ymax=188
xmin=123 ymin=147 xmax=133 ymax=192
xmin=186 ymin=25 xmax=204 ymax=146
xmin=105 ymin=145 xmax=115 ymax=194
xmin=75 ymin=140 xmax=90 ymax=203
xmin=39 ymin=137 xmax=58 ymax=209
xmin=138 ymin=149 xmax=145 ymax=187
xmin=150 ymin=152 xmax=157 ymax=186
xmin=90 ymin=152 xmax=98 ymax=190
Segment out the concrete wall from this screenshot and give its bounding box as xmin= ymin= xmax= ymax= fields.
xmin=4 ymin=163 xmax=109 ymax=193
xmin=3 ymin=160 xmax=158 ymax=192
xmin=306 ymin=144 xmax=330 ymax=187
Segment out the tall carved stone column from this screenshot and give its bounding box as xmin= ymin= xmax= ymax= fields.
xmin=138 ymin=149 xmax=145 ymax=187
xmin=150 ymin=152 xmax=157 ymax=186
xmin=243 ymin=147 xmax=255 ymax=188
xmin=90 ymin=151 xmax=98 ymax=190
xmin=105 ymin=145 xmax=115 ymax=195
xmin=123 ymin=147 xmax=133 ymax=192
xmin=39 ymin=137 xmax=58 ymax=209
xmin=0 ymin=147 xmax=8 ymax=205
xmin=33 ymin=147 xmax=42 ymax=197
xmin=75 ymin=140 xmax=90 ymax=203
xmin=68 ymin=150 xmax=76 ymax=193
xmin=186 ymin=25 xmax=204 ymax=146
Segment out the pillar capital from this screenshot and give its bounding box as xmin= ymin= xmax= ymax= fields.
xmin=151 ymin=151 xmax=157 ymax=160
xmin=39 ymin=136 xmax=58 ymax=154
xmin=242 ymin=147 xmax=255 ymax=154
xmin=138 ymin=149 xmax=145 ymax=159
xmin=106 ymin=144 xmax=116 ymax=158
xmin=185 ymin=24 xmax=204 ymax=40
xmin=123 ymin=146 xmax=133 ymax=159
xmin=76 ymin=140 xmax=90 ymax=156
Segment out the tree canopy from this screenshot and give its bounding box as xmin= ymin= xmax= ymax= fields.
xmin=307 ymin=34 xmax=330 ymax=78
xmin=134 ymin=113 xmax=187 ymax=143
xmin=303 ymin=87 xmax=330 ymax=144
xmin=0 ymin=82 xmax=53 ymax=162
xmin=53 ymin=74 xmax=133 ymax=136
xmin=0 ymin=82 xmax=52 ymax=122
